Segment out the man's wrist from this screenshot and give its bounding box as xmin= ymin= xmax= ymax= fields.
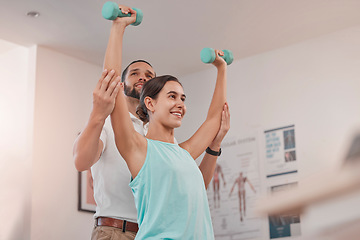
xmin=89 ymin=112 xmax=106 ymax=126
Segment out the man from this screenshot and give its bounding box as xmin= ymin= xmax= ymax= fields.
xmin=73 ymin=5 xmax=229 ymax=239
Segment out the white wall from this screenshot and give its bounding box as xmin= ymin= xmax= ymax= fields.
xmin=0 ymin=40 xmax=35 ymax=240
xmin=2 ymin=24 xmax=360 ymax=240
xmin=31 ymin=46 xmax=101 ymax=240
xmin=177 ymin=26 xmax=360 ymax=238
xmin=0 ymin=40 xmax=99 ymax=240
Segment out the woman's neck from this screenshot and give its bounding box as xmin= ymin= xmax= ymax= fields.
xmin=146 ymin=121 xmax=175 ymax=143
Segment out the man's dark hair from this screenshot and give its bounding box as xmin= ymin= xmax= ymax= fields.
xmin=121 ymin=60 xmax=154 ymax=82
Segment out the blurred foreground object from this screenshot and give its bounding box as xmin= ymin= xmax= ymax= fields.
xmin=256 ymin=133 xmax=360 ymax=216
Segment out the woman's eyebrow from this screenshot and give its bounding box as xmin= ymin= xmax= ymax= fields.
xmin=167 ymin=91 xmax=186 ymax=98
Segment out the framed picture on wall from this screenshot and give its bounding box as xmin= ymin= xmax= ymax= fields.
xmin=78 ymin=170 xmax=96 ymax=213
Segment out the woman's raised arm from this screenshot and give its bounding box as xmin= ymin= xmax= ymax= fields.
xmin=180 ymin=50 xmax=227 ymax=159
xmin=104 ymin=5 xmax=147 ymax=177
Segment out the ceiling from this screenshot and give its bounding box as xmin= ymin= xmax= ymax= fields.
xmin=1 ymin=0 xmax=360 ymax=77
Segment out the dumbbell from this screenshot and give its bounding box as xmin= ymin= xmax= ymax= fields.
xmin=102 ymin=1 xmax=143 ymax=26
xmin=200 ymin=48 xmax=233 ymax=65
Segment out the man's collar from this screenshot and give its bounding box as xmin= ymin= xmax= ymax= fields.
xmin=129 ymin=112 xmax=138 ymax=120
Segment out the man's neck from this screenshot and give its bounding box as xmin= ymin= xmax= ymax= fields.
xmin=126 ymin=96 xmax=140 ymax=119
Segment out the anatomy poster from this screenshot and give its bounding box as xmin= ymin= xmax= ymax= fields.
xmin=268 ymin=183 xmax=301 ymax=239
xmin=264 ymin=125 xmax=301 ymax=238
xmin=264 ymin=125 xmax=297 ymax=178
xmin=207 ymin=136 xmax=262 ymax=240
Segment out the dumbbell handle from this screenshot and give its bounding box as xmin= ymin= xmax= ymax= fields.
xmin=200 ymin=48 xmax=233 ymax=65
xmin=102 ymin=2 xmax=143 ymax=26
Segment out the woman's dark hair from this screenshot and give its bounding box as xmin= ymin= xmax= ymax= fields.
xmin=136 ymin=75 xmax=182 ymax=123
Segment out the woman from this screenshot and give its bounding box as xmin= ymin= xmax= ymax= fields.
xmin=109 ymin=52 xmax=226 ymax=239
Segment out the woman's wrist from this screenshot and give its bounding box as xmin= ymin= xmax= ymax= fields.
xmin=208 ymin=142 xmax=221 ymax=152
xmin=206 ymin=146 xmax=222 ymax=156
xmin=215 ymin=62 xmax=227 ymax=71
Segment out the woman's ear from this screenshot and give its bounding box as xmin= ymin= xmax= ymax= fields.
xmin=144 ymin=96 xmax=155 ymax=113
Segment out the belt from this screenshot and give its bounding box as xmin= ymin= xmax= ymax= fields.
xmin=96 ymin=217 xmax=139 ymax=233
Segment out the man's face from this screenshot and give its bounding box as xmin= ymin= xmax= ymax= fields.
xmin=124 ymin=62 xmax=155 ymax=99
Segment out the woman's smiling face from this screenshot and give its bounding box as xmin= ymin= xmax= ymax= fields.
xmin=149 ymin=81 xmax=186 ymax=128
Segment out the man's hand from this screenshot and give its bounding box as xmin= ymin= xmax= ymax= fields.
xmin=210 ymin=103 xmax=230 ymax=148
xmin=198 ymin=103 xmax=230 ymax=189
xmin=73 ymin=69 xmax=120 ymax=172
xmin=91 ymin=69 xmax=121 ymax=122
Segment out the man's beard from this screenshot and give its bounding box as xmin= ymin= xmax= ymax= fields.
xmin=124 ymin=83 xmax=140 ymax=99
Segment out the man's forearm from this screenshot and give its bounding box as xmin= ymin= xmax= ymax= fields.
xmin=199 ymin=154 xmax=218 ymax=190
xmin=73 ymin=115 xmax=105 ymax=171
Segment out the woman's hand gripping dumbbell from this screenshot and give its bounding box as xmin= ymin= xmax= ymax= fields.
xmin=201 ymin=48 xmax=234 ymax=65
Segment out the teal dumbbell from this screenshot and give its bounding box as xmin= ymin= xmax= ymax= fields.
xmin=200 ymin=48 xmax=233 ymax=65
xmin=102 ymin=1 xmax=143 ymax=26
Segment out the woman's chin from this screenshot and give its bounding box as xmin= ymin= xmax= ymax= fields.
xmin=172 ymin=121 xmax=182 ymax=129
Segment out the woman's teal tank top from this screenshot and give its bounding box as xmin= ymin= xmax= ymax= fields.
xmin=129 ymin=139 xmax=214 ymax=239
